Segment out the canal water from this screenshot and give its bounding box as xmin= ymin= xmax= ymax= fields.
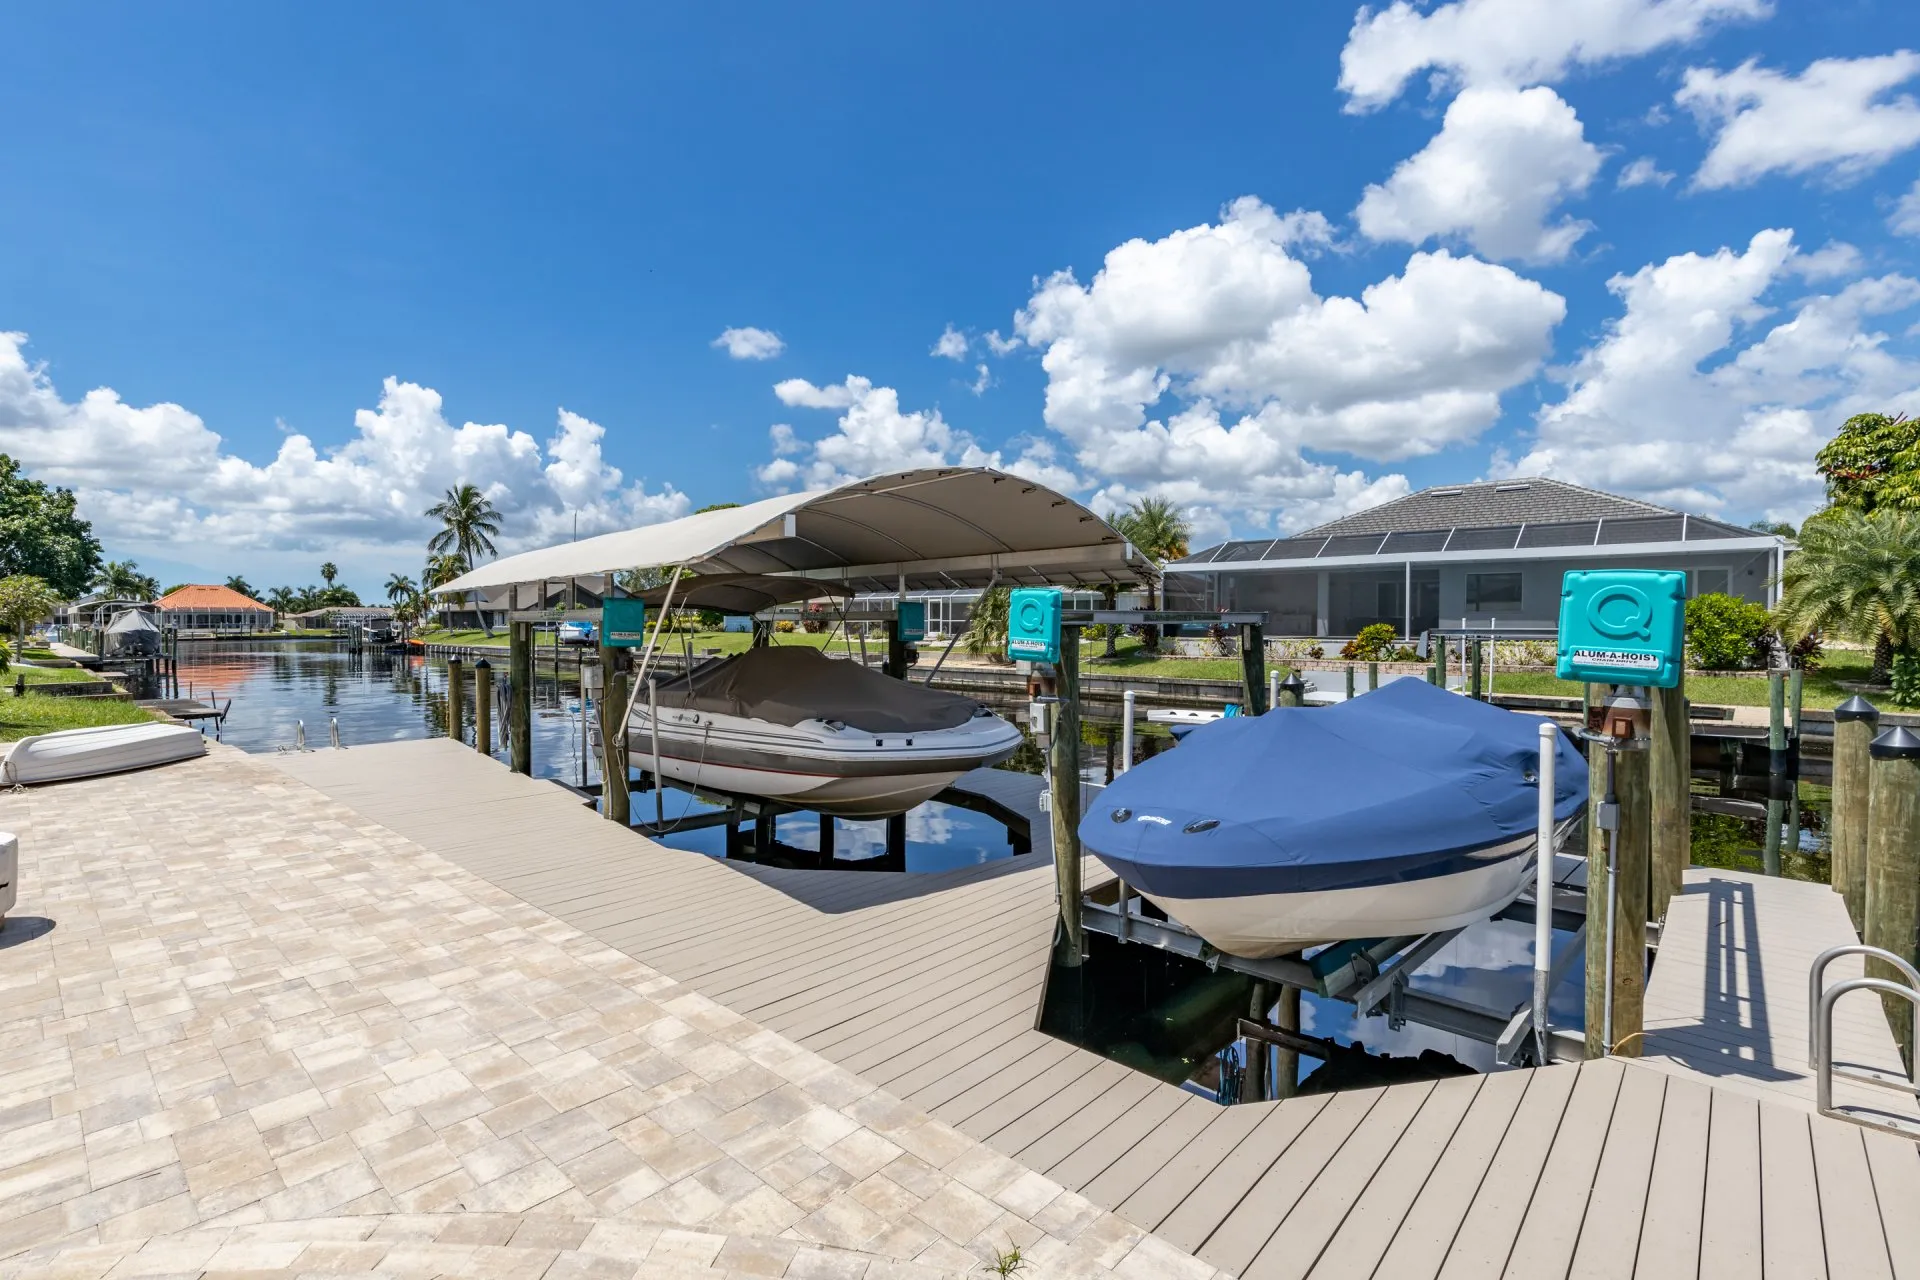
xmin=179 ymin=638 xmax=1831 ymax=1095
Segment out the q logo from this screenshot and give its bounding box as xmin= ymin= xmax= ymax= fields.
xmin=1017 ymin=598 xmax=1045 ymax=631
xmin=1587 ymin=584 xmax=1652 ymax=641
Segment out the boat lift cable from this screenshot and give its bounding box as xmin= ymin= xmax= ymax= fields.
xmin=619 ymin=565 xmax=686 ymax=749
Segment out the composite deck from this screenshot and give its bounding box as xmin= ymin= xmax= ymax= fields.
xmin=274 ymin=738 xmax=1920 ymax=1277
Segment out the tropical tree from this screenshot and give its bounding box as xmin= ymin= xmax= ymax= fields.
xmin=266 ymin=586 xmax=298 ymax=614
xmin=93 ymin=560 xmax=160 ymax=601
xmin=319 ymin=562 xmax=339 ymax=588
xmin=0 ymin=454 xmax=103 ymax=598
xmin=425 ymin=484 xmax=503 ymax=635
xmin=963 ymin=587 xmax=1010 ymax=660
xmin=385 ymin=573 xmax=417 ymax=607
xmin=0 ymin=574 xmax=62 ymax=648
xmin=1817 ymin=412 xmax=1920 ymax=513
xmin=225 ymin=575 xmax=256 ymax=599
xmin=1775 ymin=508 xmax=1920 ymax=682
xmin=1108 ymin=497 xmax=1193 ymax=652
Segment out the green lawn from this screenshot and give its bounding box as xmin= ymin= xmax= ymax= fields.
xmin=0 ymin=694 xmax=158 ymax=742
xmin=1490 ymin=651 xmax=1913 ymax=711
xmin=10 ymin=665 xmax=108 ymax=686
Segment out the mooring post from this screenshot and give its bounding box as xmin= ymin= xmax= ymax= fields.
xmin=1120 ymin=689 xmax=1136 ymax=773
xmin=1586 ymin=733 xmax=1651 ymax=1058
xmin=1649 ymin=668 xmax=1688 ymax=918
xmin=446 ymin=655 xmax=465 ymax=746
xmin=508 ymin=621 xmax=533 ymax=775
xmin=598 ymin=643 xmax=630 ymax=825
xmin=1787 ymin=667 xmax=1805 ymax=847
xmin=1866 ymin=725 xmax=1920 ymax=1069
xmin=1434 ymin=638 xmax=1448 ymax=689
xmin=1278 ymin=671 xmax=1305 ymax=709
xmin=473 ymin=659 xmax=493 ymax=754
xmin=1764 ymin=670 xmax=1786 ymax=875
xmin=1272 ymin=986 xmax=1300 ymax=1099
xmin=1469 ymin=638 xmax=1484 ymax=700
xmin=1051 ymin=625 xmax=1084 ymax=965
xmin=1267 ymin=669 xmax=1279 ymax=713
xmin=1238 ymin=622 xmax=1267 ymax=715
xmin=1345 ymin=666 xmax=1356 ymax=701
xmin=818 ymin=812 xmax=835 ymax=860
xmin=1832 ymin=696 xmax=1878 ymax=931
xmin=1245 ymin=983 xmax=1270 ymax=1104
xmin=1368 ymin=660 xmax=1379 ymax=692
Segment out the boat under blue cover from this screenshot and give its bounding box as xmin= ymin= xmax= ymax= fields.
xmin=1081 ymin=678 xmax=1588 ymax=957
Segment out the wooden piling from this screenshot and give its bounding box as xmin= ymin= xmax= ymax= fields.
xmin=1866 ymin=725 xmax=1920 ymax=1069
xmin=1345 ymin=666 xmax=1356 ymax=701
xmin=598 ymin=643 xmax=630 ymax=826
xmin=1586 ymin=741 xmax=1651 ymax=1058
xmin=1238 ymin=622 xmax=1268 ymax=715
xmin=1272 ymin=986 xmax=1300 ymax=1099
xmin=446 ymin=656 xmax=465 ymax=746
xmin=473 ymin=659 xmax=493 ymax=754
xmin=1649 ymin=669 xmax=1689 ymax=918
xmin=1245 ymin=984 xmax=1270 ymax=1104
xmin=508 ymin=621 xmax=533 ymax=775
xmin=1434 ymin=638 xmax=1448 ymax=689
xmin=1763 ymin=671 xmax=1786 ymax=876
xmin=1367 ymin=660 xmax=1379 ymax=692
xmin=1051 ymin=625 xmax=1084 ymax=966
xmin=1469 ymin=638 xmax=1484 ymax=700
xmin=1831 ymin=696 xmax=1878 ymax=931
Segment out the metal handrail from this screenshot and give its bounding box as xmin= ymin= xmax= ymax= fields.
xmin=1815 ymin=977 xmax=1920 ymax=1139
xmin=1809 ymin=944 xmax=1920 ymax=1069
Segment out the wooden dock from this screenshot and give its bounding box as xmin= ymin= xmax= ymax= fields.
xmin=274 ymin=738 xmax=1920 ymax=1277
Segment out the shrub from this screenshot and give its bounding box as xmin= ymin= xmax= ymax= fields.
xmin=1340 ymin=623 xmax=1399 ymax=662
xmin=774 ymin=620 xmax=796 ymax=633
xmin=697 ymin=609 xmax=724 ymax=629
xmin=1892 ymin=651 xmax=1920 ymax=705
xmin=1684 ymin=593 xmax=1772 ymax=670
xmin=1203 ymin=622 xmax=1237 ymax=657
xmin=800 ymin=616 xmax=828 ymax=634
xmin=1389 ymin=645 xmax=1421 ymax=662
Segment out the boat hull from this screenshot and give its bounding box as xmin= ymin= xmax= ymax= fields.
xmin=1109 ymin=836 xmax=1536 ymax=959
xmin=629 ymin=707 xmax=1023 ymax=818
xmin=2 ymin=722 xmax=207 ymax=786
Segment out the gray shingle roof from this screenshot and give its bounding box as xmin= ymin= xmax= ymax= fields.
xmin=1296 ymin=478 xmax=1673 ymax=537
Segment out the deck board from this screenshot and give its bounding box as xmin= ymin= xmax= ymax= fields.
xmin=271 ymin=739 xmax=1919 ymax=1274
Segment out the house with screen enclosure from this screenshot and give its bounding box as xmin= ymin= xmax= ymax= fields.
xmin=1163 ymin=477 xmax=1793 ymax=640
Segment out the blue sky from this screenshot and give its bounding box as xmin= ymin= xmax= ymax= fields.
xmin=6 ymin=1 xmax=1920 ymax=594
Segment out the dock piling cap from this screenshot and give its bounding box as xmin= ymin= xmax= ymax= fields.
xmin=1834 ymin=694 xmax=1879 ymax=723
xmin=1870 ymin=725 xmax=1920 ymax=760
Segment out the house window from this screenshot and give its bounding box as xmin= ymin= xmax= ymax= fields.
xmin=1691 ymin=568 xmax=1731 ymax=598
xmin=1465 ymin=572 xmax=1523 ymax=613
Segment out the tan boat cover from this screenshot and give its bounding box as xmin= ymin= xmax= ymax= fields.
xmin=656 ymin=646 xmax=981 ymax=733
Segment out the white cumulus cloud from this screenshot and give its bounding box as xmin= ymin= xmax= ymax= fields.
xmin=1894 ymin=179 xmax=1920 ymax=236
xmin=931 ymin=324 xmax=968 ymax=361
xmin=1355 ymin=86 xmax=1604 ymax=263
xmin=754 ymin=375 xmax=1079 ymax=496
xmin=1617 ymin=157 xmax=1675 ymax=188
xmin=1678 ymin=53 xmax=1920 ymax=189
xmin=1508 ymin=230 xmax=1920 ymax=521
xmin=1340 ymin=0 xmax=1769 ymax=111
xmin=1008 ymin=196 xmax=1564 ymax=530
xmin=0 ymin=331 xmax=688 ymax=562
xmin=711 ymin=326 xmax=786 ymax=360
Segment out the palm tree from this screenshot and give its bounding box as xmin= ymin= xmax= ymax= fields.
xmin=385 ymin=573 xmax=417 ymax=607
xmin=266 ymin=585 xmax=298 ymax=614
xmin=425 ymin=484 xmax=502 ymax=635
xmin=1776 ymin=508 xmax=1920 ymax=682
xmin=225 ymin=575 xmax=255 ymax=599
xmin=1109 ymin=497 xmax=1193 ymax=653
xmin=93 ymin=560 xmax=159 ymax=601
xmin=320 ymin=562 xmax=339 ymax=588
xmin=963 ymin=587 xmax=1010 ymax=660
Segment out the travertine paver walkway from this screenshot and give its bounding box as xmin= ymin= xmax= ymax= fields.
xmin=0 ymin=746 xmax=1222 ymax=1279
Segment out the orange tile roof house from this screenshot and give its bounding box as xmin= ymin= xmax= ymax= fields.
xmin=153 ymin=584 xmax=276 ymax=635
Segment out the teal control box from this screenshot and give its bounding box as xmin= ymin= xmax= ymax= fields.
xmin=895 ymin=600 xmax=926 ymax=642
xmin=602 ymin=597 xmax=648 ymax=648
xmin=1006 ymin=587 xmax=1062 ymax=663
xmin=1555 ymin=570 xmax=1685 ymax=688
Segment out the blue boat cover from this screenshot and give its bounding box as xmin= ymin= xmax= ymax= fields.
xmin=1081 ymin=678 xmax=1588 ymax=899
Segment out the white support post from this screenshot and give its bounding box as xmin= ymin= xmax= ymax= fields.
xmin=1119 ymin=690 xmax=1136 ymax=774
xmin=1534 ymin=720 xmax=1557 ymax=1062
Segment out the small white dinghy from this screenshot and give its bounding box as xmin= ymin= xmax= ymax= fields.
xmin=2 ymin=721 xmax=206 ymax=785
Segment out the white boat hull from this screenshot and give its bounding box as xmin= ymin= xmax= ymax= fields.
xmin=2 ymin=722 xmax=206 ymax=786
xmin=1120 ymin=838 xmax=1537 ymax=959
xmin=629 ymin=706 xmax=1023 ymax=818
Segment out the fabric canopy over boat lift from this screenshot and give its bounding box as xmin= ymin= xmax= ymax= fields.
xmin=437 ymin=467 xmax=1151 ymax=598
xmin=431 ymin=468 xmax=1156 ymax=825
